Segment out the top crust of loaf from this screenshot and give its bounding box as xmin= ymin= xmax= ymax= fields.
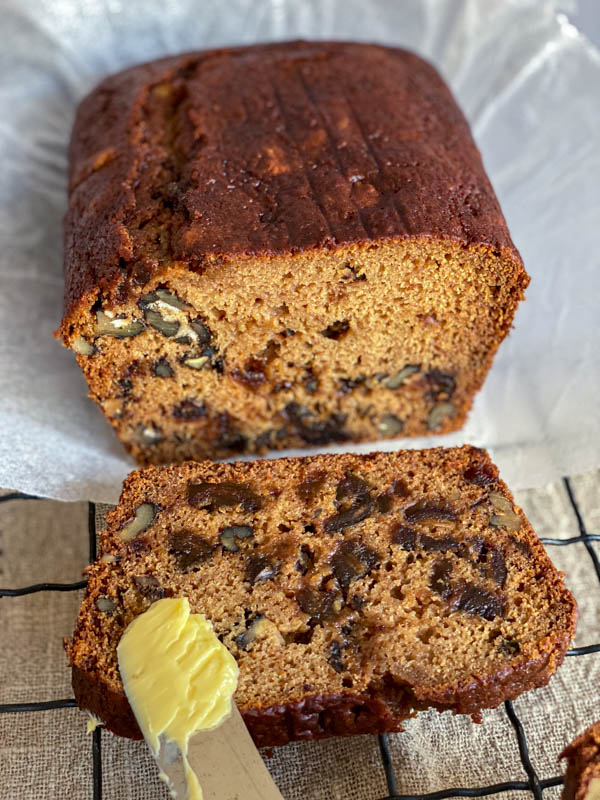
xmin=60 ymin=40 xmax=525 ymax=334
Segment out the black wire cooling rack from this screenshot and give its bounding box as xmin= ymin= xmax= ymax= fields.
xmin=1 ymin=477 xmax=599 ymax=800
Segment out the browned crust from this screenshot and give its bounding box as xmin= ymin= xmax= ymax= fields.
xmin=561 ymin=721 xmax=600 ymax=800
xmin=59 ymin=40 xmax=525 ymax=336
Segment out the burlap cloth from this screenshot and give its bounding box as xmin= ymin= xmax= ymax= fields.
xmin=1 ymin=473 xmax=599 ymax=800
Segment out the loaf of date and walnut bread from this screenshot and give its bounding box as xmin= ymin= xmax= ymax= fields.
xmin=58 ymin=41 xmax=529 ymax=465
xmin=66 ymin=446 xmax=575 ymax=747
xmin=561 ymin=722 xmax=600 ymax=800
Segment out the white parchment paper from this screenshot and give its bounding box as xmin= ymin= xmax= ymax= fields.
xmin=0 ymin=0 xmax=598 ymax=503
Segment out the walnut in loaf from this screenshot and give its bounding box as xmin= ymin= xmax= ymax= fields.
xmin=561 ymin=722 xmax=600 ymax=800
xmin=58 ymin=41 xmax=528 ymax=465
xmin=66 ymin=446 xmax=575 ymax=747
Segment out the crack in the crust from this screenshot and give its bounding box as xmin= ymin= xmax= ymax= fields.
xmin=269 ymin=77 xmax=337 ymax=246
xmin=343 ymin=93 xmax=411 ymax=236
xmin=295 ymin=66 xmax=373 ymax=242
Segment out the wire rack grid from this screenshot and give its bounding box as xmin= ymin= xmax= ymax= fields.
xmin=1 ymin=478 xmax=599 ymax=800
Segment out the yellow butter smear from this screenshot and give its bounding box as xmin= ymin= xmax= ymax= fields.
xmin=117 ymin=598 xmax=239 ymax=800
xmin=586 ymin=777 xmax=600 ymax=800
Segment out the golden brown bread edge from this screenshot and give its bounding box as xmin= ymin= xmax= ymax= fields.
xmin=68 ymin=447 xmax=575 ymax=748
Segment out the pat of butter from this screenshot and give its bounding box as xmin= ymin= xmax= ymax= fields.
xmin=117 ymin=598 xmax=239 ymax=800
xmin=586 ymin=777 xmax=600 ymax=800
xmin=86 ymin=713 xmax=102 ymax=734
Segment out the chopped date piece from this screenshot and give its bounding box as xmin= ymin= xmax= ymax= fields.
xmin=231 ymin=357 xmax=268 ymax=388
xmin=132 ymin=575 xmax=165 ymax=600
xmin=390 ymin=525 xmax=418 ymax=549
xmin=429 ymin=558 xmax=453 ymax=596
xmin=429 ymin=558 xmax=504 ymax=620
xmin=485 ymin=548 xmax=507 ymax=587
xmin=328 ymin=640 xmax=347 ymax=673
xmin=425 ymin=369 xmax=456 ymax=400
xmin=452 ymin=583 xmax=505 ymax=621
xmin=404 ymin=499 xmax=457 ymax=524
xmin=296 ymin=587 xmax=343 ymax=624
xmin=376 ymin=494 xmax=393 ymax=513
xmin=390 ymin=479 xmax=409 ymax=497
xmin=246 ymin=555 xmax=278 ymax=584
xmin=215 ymin=412 xmax=248 ymax=452
xmin=231 ymin=340 xmax=280 ymax=389
xmin=168 ymin=531 xmax=214 ymax=571
xmin=212 ymin=356 xmax=225 ymax=374
xmin=172 ymin=399 xmax=207 ymax=420
xmin=188 ymin=481 xmax=262 ymax=512
xmin=283 ymin=403 xmax=349 ymax=446
xmin=391 ymin=524 xmax=463 ymax=555
xmin=336 ymin=472 xmax=370 ymax=503
xmin=463 ymin=459 xmax=497 ymax=486
xmin=349 ymin=595 xmax=365 ymax=611
xmin=330 ymin=540 xmax=380 ymax=594
xmin=320 ymin=320 xmax=350 ymax=339
xmin=116 ymin=378 xmax=132 ymax=398
xmin=323 ymin=472 xmax=374 ymax=533
xmin=323 ymin=502 xmax=373 ymax=533
xmin=297 ymin=470 xmax=327 ymax=503
xmin=377 ymin=479 xmax=408 ymax=512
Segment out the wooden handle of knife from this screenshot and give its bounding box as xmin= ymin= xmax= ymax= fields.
xmin=185 ymin=704 xmax=284 ymax=799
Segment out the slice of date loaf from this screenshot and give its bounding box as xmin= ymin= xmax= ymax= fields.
xmin=66 ymin=446 xmax=575 ymax=747
xmin=58 ymin=41 xmax=528 ymax=465
xmin=561 ymin=722 xmax=600 ymax=800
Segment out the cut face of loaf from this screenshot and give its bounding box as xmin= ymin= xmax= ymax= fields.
xmin=66 ymin=447 xmax=575 ymax=747
xmin=59 ymin=41 xmax=528 ymax=465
